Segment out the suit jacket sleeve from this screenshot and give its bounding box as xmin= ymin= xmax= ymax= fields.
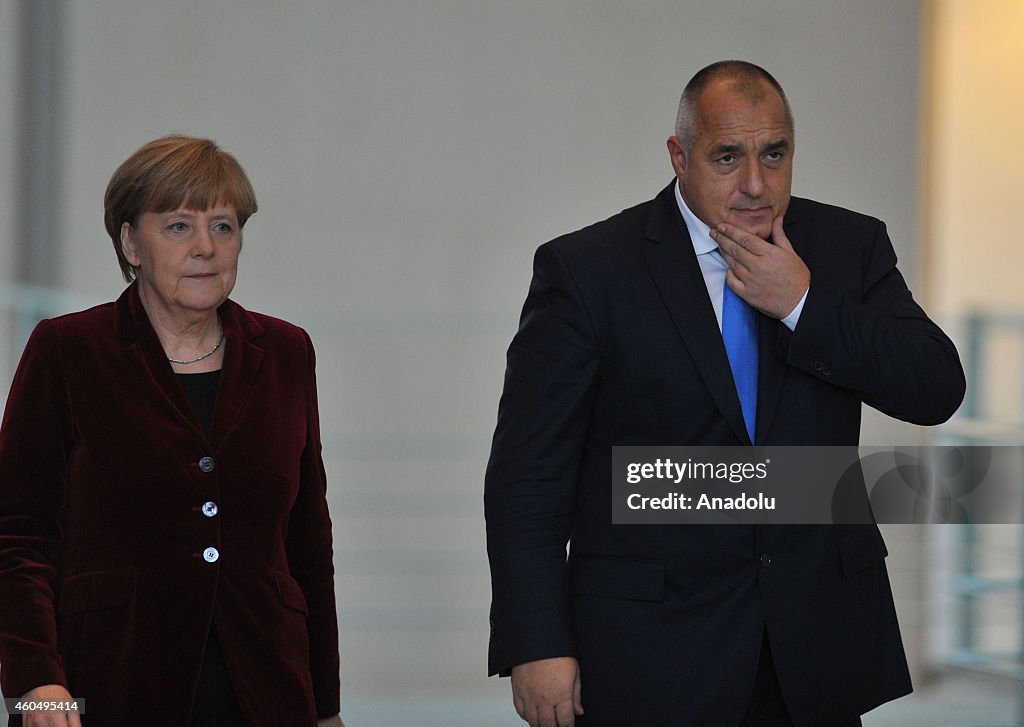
xmin=485 ymin=241 xmax=600 ymax=676
xmin=784 ymin=218 xmax=965 ymax=424
xmin=286 ymin=330 xmax=341 ymax=717
xmin=0 ymin=320 xmax=71 ymax=697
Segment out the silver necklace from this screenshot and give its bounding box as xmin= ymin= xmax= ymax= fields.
xmin=167 ymin=331 xmax=225 ymax=364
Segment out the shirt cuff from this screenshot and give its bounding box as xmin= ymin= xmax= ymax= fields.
xmin=781 ymin=287 xmax=809 ymax=331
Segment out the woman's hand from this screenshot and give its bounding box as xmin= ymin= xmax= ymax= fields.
xmin=20 ymin=684 xmax=83 ymax=727
xmin=317 ymin=715 xmax=345 ymax=727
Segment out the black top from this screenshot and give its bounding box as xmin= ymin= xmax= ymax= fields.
xmin=176 ymin=370 xmax=247 ymax=725
xmin=176 ymin=370 xmax=220 ymax=436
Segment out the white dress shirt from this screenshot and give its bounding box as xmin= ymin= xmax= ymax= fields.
xmin=674 ymin=181 xmax=806 ymax=332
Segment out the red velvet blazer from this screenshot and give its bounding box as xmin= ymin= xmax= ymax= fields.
xmin=0 ymin=283 xmax=340 ymax=726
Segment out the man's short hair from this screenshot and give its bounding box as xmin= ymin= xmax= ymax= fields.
xmin=674 ymin=60 xmax=794 ymax=156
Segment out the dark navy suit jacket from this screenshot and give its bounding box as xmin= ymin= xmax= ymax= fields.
xmin=485 ymin=182 xmax=965 ymax=726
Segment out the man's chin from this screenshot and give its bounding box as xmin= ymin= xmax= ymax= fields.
xmin=726 ymin=211 xmax=773 ymax=239
xmin=729 ymin=222 xmax=772 ymax=240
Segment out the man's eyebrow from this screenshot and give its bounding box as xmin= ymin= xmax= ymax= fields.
xmin=711 ymin=143 xmax=743 ymax=155
xmin=762 ymin=138 xmax=791 ymax=152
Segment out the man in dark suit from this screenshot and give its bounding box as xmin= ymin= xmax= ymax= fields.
xmin=484 ymin=61 xmax=965 ymax=727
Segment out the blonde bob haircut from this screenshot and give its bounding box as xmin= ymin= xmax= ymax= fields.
xmin=104 ymin=135 xmax=258 ymax=282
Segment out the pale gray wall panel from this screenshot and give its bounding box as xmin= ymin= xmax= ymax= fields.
xmin=0 ymin=2 xmax=20 ymax=284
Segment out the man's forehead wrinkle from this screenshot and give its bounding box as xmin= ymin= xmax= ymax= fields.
xmin=696 ymin=122 xmax=792 ymax=143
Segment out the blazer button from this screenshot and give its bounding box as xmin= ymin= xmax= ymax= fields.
xmin=203 ymin=547 xmax=220 ymax=563
xmin=759 ymin=553 xmax=773 ymax=567
xmin=813 ymin=361 xmax=824 ymax=372
xmin=201 ymin=501 xmax=219 ymax=517
xmin=198 ymin=456 xmax=215 ymax=473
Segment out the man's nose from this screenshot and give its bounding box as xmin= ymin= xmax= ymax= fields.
xmin=739 ymin=160 xmax=766 ymax=198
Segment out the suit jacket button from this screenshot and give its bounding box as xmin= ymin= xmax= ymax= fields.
xmin=198 ymin=456 xmax=215 ymax=473
xmin=203 ymin=547 xmax=220 ymax=563
xmin=759 ymin=553 xmax=772 ymax=567
xmin=813 ymin=361 xmax=824 ymax=372
xmin=201 ymin=501 xmax=219 ymax=517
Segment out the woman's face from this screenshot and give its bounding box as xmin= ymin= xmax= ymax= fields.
xmin=121 ymin=205 xmax=241 ymax=322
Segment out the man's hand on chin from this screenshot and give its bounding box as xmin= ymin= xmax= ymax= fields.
xmin=711 ymin=216 xmax=810 ymax=319
xmin=511 ymin=656 xmax=584 ymax=727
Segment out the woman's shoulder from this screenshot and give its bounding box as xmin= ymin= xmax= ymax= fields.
xmin=9 ymin=302 xmax=119 ymax=378
xmin=224 ymin=299 xmax=314 ymax=350
xmin=31 ymin=300 xmax=119 ymax=342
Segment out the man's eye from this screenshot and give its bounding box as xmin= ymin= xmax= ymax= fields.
xmin=718 ymin=154 xmax=737 ymax=164
xmin=766 ymin=151 xmax=784 ymax=161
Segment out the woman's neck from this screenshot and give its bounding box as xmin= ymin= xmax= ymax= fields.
xmin=138 ymin=291 xmax=225 ymax=373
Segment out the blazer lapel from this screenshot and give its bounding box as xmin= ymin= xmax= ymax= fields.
xmin=113 ymin=285 xmax=265 ymax=448
xmin=754 ymin=205 xmax=802 ymax=443
xmin=115 ymin=284 xmax=209 ymax=444
xmin=640 ymin=182 xmax=751 ymax=445
xmin=210 ymin=300 xmax=264 ymax=446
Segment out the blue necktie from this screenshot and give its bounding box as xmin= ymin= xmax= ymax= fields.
xmin=721 ymin=266 xmax=758 ymax=443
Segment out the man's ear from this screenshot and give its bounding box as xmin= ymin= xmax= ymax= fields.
xmin=121 ymin=222 xmax=141 ymax=267
xmin=667 ymin=135 xmax=687 ymax=179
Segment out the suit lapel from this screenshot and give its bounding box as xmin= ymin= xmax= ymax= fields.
xmin=754 ymin=206 xmax=802 ymax=443
xmin=640 ymin=183 xmax=751 ymax=445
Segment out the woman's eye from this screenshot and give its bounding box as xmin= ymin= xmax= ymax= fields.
xmin=168 ymin=221 xmax=189 ymax=233
xmin=212 ymin=222 xmax=233 ymax=234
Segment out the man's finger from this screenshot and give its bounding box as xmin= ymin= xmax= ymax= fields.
xmin=770 ymin=216 xmax=793 ymax=251
xmin=712 ymin=229 xmax=759 ymax=270
xmin=714 ymin=223 xmax=769 ymax=254
xmin=721 ymin=247 xmax=752 ymax=276
xmin=726 ymin=268 xmax=748 ymax=296
xmin=726 ymin=257 xmax=754 ymax=289
xmin=573 ymin=669 xmax=584 ymax=715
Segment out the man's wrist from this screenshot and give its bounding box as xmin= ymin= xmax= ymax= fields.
xmin=781 ymin=286 xmax=810 ymax=330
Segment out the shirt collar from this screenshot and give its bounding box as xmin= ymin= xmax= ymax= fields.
xmin=674 ymin=180 xmax=718 ymax=257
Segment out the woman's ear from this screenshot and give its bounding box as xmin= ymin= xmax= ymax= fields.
xmin=121 ymin=221 xmax=140 ymax=267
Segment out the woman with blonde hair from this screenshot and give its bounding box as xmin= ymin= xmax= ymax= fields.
xmin=0 ymin=135 xmax=346 ymax=727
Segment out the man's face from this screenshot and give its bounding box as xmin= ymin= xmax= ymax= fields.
xmin=668 ymin=78 xmax=793 ymax=240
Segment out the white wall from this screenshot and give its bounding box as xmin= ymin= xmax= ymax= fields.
xmin=4 ymin=0 xmax=929 ymax=719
